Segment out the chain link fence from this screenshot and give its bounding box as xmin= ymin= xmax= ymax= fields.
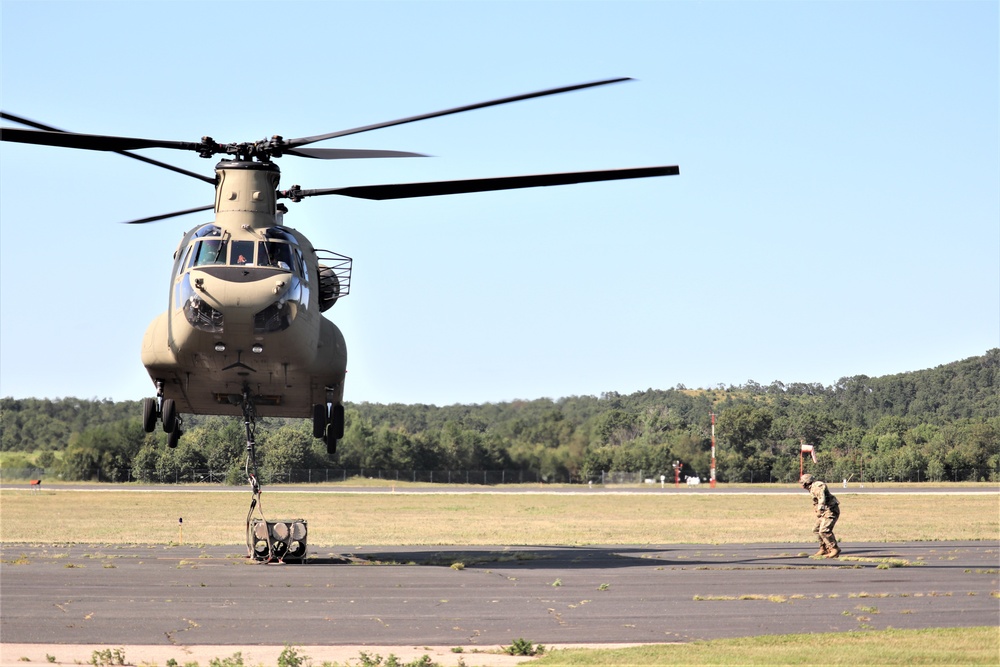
xmin=2 ymin=466 xmax=995 ymax=485
xmin=0 ymin=467 xmax=573 ymax=485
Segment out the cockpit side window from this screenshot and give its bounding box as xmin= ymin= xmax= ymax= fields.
xmin=180 ymin=244 xmax=194 ymax=271
xmin=294 ymin=247 xmax=309 ymax=282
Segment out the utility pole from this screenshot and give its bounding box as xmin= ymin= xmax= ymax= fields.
xmin=710 ymin=412 xmax=717 ymax=488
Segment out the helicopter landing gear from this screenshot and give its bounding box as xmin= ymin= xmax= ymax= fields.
xmin=142 ymin=397 xmax=157 ymax=433
xmin=142 ymin=381 xmax=183 ymax=446
xmin=161 ymin=398 xmax=177 ymax=433
xmin=331 ymin=402 xmax=345 ymax=439
xmin=312 ymin=402 xmax=344 ymax=456
xmin=312 ymin=404 xmax=327 ymax=438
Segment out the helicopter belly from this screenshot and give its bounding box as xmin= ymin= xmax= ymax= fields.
xmin=142 ymin=307 xmax=347 ymax=419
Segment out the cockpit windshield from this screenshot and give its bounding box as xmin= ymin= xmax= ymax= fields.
xmin=258 ymin=241 xmax=295 ymax=271
xmin=186 ymin=236 xmax=301 ymax=276
xmin=231 ymin=240 xmax=254 ymax=266
xmin=193 ymin=239 xmax=227 ymax=266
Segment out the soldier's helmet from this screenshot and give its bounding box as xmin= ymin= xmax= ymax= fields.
xmin=800 ymin=473 xmax=815 ymax=487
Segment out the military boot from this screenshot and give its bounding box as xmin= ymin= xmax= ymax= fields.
xmin=823 ymin=537 xmax=841 ymax=558
xmin=812 ymin=544 xmax=829 ymax=557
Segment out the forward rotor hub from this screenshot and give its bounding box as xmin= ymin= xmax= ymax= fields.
xmin=206 ymin=136 xmax=287 ymax=162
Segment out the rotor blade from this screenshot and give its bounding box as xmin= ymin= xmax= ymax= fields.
xmin=1 ymin=112 xmax=215 ymax=184
xmin=284 ymin=77 xmax=633 ymax=149
xmin=284 ymin=147 xmax=429 ymax=160
xmin=285 ymin=165 xmax=679 ymax=201
xmin=123 ymin=204 xmax=215 ymax=225
xmin=0 ymin=126 xmax=206 ymax=154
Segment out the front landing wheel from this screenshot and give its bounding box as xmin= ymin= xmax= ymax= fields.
xmin=331 ymin=403 xmax=345 ymax=440
xmin=142 ymin=398 xmax=157 ymax=433
xmin=312 ymin=404 xmax=327 ymax=438
xmin=161 ymin=399 xmax=177 ymax=433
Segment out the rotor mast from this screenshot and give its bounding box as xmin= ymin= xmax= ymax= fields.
xmin=214 ymin=160 xmax=282 ymax=230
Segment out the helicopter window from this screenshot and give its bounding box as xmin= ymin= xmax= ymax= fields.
xmin=192 ymin=224 xmax=222 ymax=239
xmin=258 ymin=241 xmax=295 ymax=273
xmin=265 ymin=227 xmax=297 ymax=243
xmin=257 ymin=241 xmax=273 ymax=267
xmin=294 ymin=248 xmax=309 ymax=282
xmin=180 ymin=244 xmax=194 ymax=270
xmin=193 ymin=239 xmax=227 ymax=266
xmin=231 ymin=240 xmax=254 ymax=265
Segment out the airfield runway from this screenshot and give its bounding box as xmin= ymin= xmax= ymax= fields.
xmin=1 ymin=539 xmax=997 ymax=665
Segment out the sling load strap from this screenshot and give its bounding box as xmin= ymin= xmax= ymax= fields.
xmin=245 ymin=447 xmax=275 ymax=561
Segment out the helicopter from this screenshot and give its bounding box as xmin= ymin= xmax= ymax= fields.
xmin=0 ymin=77 xmax=679 ymax=457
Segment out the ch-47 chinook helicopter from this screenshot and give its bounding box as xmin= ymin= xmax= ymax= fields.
xmin=1 ymin=77 xmax=679 ymax=457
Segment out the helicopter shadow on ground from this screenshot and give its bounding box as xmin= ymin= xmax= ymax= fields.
xmin=301 ymin=544 xmax=873 ymax=570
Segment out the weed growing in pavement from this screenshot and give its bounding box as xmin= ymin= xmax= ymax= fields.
xmin=504 ymin=638 xmax=545 ymax=656
xmin=89 ymin=648 xmax=126 ymax=666
xmin=355 ymin=651 xmax=441 ymax=666
xmin=207 ymin=652 xmax=245 ymax=667
xmin=839 ymin=556 xmax=921 ymax=568
xmin=277 ymin=644 xmax=308 ymax=667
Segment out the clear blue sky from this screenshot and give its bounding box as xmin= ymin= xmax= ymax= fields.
xmin=1 ymin=1 xmax=997 ymax=406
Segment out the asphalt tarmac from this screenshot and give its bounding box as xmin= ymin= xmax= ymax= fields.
xmin=1 ymin=540 xmax=997 ymax=662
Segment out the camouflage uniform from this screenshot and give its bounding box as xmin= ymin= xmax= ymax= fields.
xmin=800 ymin=474 xmax=840 ymax=558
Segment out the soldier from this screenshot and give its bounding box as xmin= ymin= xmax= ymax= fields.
xmin=800 ymin=473 xmax=841 ymax=558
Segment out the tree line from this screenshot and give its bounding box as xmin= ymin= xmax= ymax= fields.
xmin=1 ymin=349 xmax=997 ymax=484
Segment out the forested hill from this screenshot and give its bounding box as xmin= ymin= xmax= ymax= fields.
xmin=351 ymin=348 xmax=1000 ymax=430
xmin=1 ymin=349 xmax=997 ymax=484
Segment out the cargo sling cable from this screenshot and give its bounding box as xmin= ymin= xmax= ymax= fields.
xmin=240 ymin=385 xmax=275 ymax=562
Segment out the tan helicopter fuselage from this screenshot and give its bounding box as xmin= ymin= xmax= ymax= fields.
xmin=141 ymin=161 xmax=347 ymax=418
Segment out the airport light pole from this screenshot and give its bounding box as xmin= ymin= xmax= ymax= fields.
xmin=710 ymin=413 xmax=717 ymax=488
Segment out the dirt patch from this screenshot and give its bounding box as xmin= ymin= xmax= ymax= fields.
xmin=0 ymin=642 xmax=652 ymax=666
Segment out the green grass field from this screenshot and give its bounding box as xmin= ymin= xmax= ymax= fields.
xmin=528 ymin=627 xmax=1000 ymax=665
xmin=0 ymin=487 xmax=996 ymax=545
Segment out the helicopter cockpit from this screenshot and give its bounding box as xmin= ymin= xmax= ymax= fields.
xmin=181 ymin=225 xmax=306 ymax=276
xmin=175 ymin=224 xmax=311 ymax=334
